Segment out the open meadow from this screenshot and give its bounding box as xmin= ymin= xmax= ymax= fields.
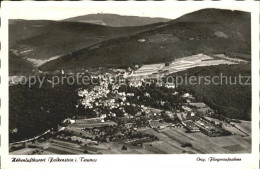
xmin=131 ymin=54 xmax=236 ymax=77
xmin=138 ymin=127 xmax=250 ymax=154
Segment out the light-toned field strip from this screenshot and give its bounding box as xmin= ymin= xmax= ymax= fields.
xmin=10 ymin=148 xmax=35 ymax=155
xmin=139 ymin=127 xmax=250 ymax=154
xmin=47 ymin=146 xmax=76 ymax=154
xmin=131 ymin=54 xmax=235 ymax=77
xmin=230 ymin=121 xmax=251 ymax=136
xmin=52 ymin=139 xmax=81 ymax=148
xmin=26 ymin=55 xmax=62 ymax=67
xmin=161 ymin=129 xmax=249 ymax=154
xmin=49 ymin=143 xmax=83 ymax=154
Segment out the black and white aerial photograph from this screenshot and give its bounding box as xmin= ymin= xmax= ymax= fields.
xmin=7 ymin=2 xmax=253 ymax=156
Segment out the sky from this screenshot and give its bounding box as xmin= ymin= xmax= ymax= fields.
xmin=5 ymin=1 xmax=252 ymax=20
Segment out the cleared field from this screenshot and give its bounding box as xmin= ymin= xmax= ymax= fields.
xmin=10 ymin=148 xmax=35 ymax=155
xmin=133 ymin=63 xmax=165 ymax=76
xmin=51 ymin=139 xmax=108 ymax=154
xmin=74 ymin=118 xmax=102 ymax=124
xmin=143 ymin=142 xmax=168 ymax=154
xmin=146 ymin=140 xmax=186 ymax=154
xmin=205 ymin=117 xmax=250 ymax=136
xmin=98 ymin=142 xmax=142 ymax=154
xmin=49 ymin=142 xmax=103 ymax=154
xmin=52 ymin=139 xmax=81 ymax=148
xmin=12 ymin=126 xmax=250 ymax=154
xmin=165 ymin=54 xmax=235 ymax=74
xmin=137 ymin=63 xmax=164 ymax=70
xmin=230 ymin=120 xmax=251 ymax=136
xmin=139 ymin=127 xmax=250 ymax=154
xmin=222 ymin=125 xmax=247 ymax=136
xmin=39 ymin=150 xmax=56 ymax=155
xmin=26 ymin=55 xmax=61 ymax=67
xmin=130 ymin=54 xmax=235 ymax=77
xmin=69 ymin=121 xmax=117 ymax=128
xmin=139 ymin=128 xmax=189 ymax=154
xmin=49 ymin=143 xmax=83 ymax=154
xmin=46 ymin=147 xmax=75 ymax=154
xmin=222 ymin=144 xmax=244 ymax=151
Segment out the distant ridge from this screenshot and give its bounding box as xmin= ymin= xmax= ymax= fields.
xmin=40 ymin=8 xmax=251 ymax=71
xmin=63 ymin=13 xmax=171 ymax=27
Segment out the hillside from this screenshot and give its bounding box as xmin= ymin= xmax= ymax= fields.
xmin=40 ymin=8 xmax=251 ymax=71
xmin=9 ymin=52 xmax=34 ymax=75
xmin=172 ymin=8 xmax=251 ymax=42
xmin=170 ymin=64 xmax=251 ymax=121
xmin=9 ymin=80 xmax=80 ymax=142
xmin=9 ymin=20 xmax=55 ymax=44
xmin=64 ymin=13 xmax=170 ymax=27
xmin=9 ymin=20 xmax=167 ymax=64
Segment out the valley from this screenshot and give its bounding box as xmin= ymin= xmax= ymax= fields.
xmin=8 ymin=8 xmax=252 ymax=155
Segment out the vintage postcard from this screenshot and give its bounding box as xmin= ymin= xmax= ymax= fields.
xmin=0 ymin=1 xmax=259 ymax=169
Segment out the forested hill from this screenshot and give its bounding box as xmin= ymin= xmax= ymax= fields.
xmin=9 ymin=19 xmax=169 ymax=75
xmin=40 ymin=8 xmax=251 ymax=71
xmin=171 ymin=64 xmax=251 ymax=121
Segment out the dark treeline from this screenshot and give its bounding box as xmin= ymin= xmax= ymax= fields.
xmin=170 ymin=64 xmax=251 ymax=121
xmin=9 ymin=76 xmax=84 ymax=142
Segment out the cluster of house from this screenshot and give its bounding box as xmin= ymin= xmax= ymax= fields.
xmin=77 ymin=83 xmax=110 ymax=109
xmin=194 ymin=119 xmax=225 ymax=137
xmin=76 ymin=75 xmax=154 ymax=121
xmin=171 ymin=97 xmax=227 ymax=136
xmin=181 ymin=93 xmax=195 ymax=102
xmin=182 ymin=120 xmax=200 ymax=132
xmin=75 ymin=70 xmax=221 ymax=137
xmin=188 ymin=102 xmax=214 ymax=115
xmin=128 ymin=77 xmax=176 ymax=89
xmin=145 ymin=110 xmax=183 ymax=130
xmin=56 ymin=134 xmax=98 ymax=145
xmin=149 ymin=120 xmax=181 ymax=130
xmin=129 ymin=79 xmax=143 ymax=88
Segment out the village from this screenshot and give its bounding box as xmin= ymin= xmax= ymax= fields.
xmin=9 ymin=65 xmax=251 ymax=155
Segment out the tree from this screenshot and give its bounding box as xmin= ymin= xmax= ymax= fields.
xmin=121 ymin=145 xmax=127 ymax=150
xmin=53 ymin=125 xmax=58 ymax=132
xmin=218 ymin=122 xmax=223 ymax=128
xmin=181 ymin=143 xmax=192 ymax=147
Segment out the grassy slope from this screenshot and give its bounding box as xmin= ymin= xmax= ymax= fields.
xmin=40 ymin=9 xmax=251 ymax=71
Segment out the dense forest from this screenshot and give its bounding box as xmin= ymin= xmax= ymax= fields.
xmin=9 ymin=77 xmax=81 ymax=142
xmin=40 ymin=9 xmax=250 ymax=71
xmin=168 ymin=64 xmax=251 ymax=121
xmin=10 ymin=20 xmax=164 ymax=60
xmin=9 ymin=52 xmax=34 ymax=76
xmin=40 ymin=22 xmax=250 ymax=70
